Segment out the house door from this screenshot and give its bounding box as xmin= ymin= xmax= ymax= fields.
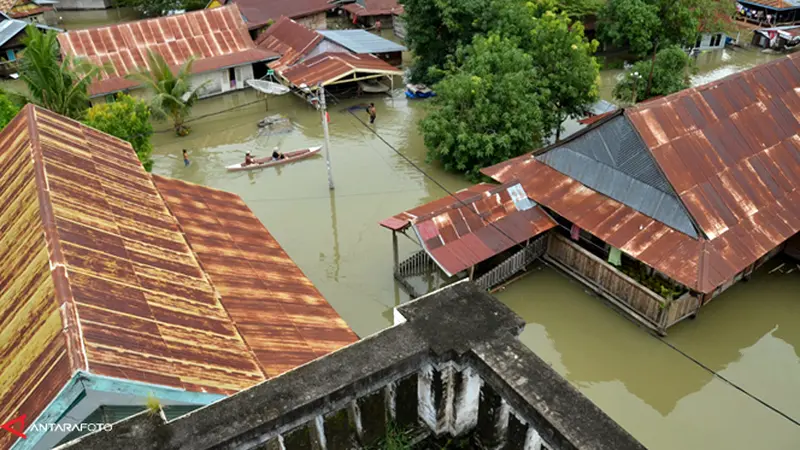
xmin=6 ymin=50 xmax=15 ymax=61
xmin=229 ymin=67 xmax=236 ymax=89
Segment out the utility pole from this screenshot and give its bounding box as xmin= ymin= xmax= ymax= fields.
xmin=318 ymin=84 xmax=334 ymax=190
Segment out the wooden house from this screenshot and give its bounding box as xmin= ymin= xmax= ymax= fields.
xmin=482 ymin=53 xmax=800 ymax=335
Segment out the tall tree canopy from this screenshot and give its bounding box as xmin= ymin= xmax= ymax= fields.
xmin=613 ymin=46 xmax=691 ymax=103
xmin=521 ymin=9 xmax=599 ymax=140
xmin=598 ymin=0 xmax=732 ymax=58
xmin=19 ymin=25 xmax=104 ymax=120
xmin=127 ymin=51 xmax=206 ymax=136
xmin=84 ymin=94 xmax=154 ymax=171
xmin=420 ymin=35 xmax=549 ymax=179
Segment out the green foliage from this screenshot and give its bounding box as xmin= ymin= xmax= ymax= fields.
xmin=620 ymin=259 xmax=686 ymax=300
xmin=420 ymin=35 xmax=549 ymax=180
xmin=0 ymin=92 xmax=21 ymax=131
xmin=19 ymin=25 xmax=105 ymax=120
xmin=613 ymin=46 xmax=691 ymax=103
xmin=377 ymin=421 xmax=412 ymax=450
xmin=558 ymin=0 xmax=605 ymax=18
xmin=520 ymin=8 xmax=600 ymax=139
xmin=145 ymin=394 xmax=161 ymax=416
xmin=84 ymin=94 xmax=154 ymax=171
xmin=598 ymin=0 xmax=735 ymax=58
xmin=128 ymin=50 xmax=206 ymax=136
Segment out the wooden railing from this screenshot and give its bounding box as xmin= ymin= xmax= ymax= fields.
xmin=475 ymin=236 xmax=547 ymax=291
xmin=546 ymin=233 xmax=699 ymax=334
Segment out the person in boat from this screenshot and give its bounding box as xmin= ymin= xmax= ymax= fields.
xmin=367 ymin=103 xmax=377 ymax=124
xmin=272 ymin=147 xmax=286 ymax=161
xmin=244 ymin=151 xmax=256 ymax=166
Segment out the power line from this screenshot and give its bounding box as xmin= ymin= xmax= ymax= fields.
xmin=346 ymin=109 xmax=800 ymax=429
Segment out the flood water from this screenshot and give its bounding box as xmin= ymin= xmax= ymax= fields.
xmin=4 ymin=14 xmax=797 ymax=447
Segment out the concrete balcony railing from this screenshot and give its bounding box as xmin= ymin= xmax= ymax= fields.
xmin=56 ymin=282 xmax=645 ymax=450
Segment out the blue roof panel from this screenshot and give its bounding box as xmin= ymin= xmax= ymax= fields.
xmin=317 ymin=29 xmax=407 ymax=54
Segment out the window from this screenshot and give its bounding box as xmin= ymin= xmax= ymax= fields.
xmin=104 ymin=94 xmax=115 ymax=103
xmin=695 ymin=36 xmax=702 ymax=49
xmin=712 ymin=33 xmax=722 ymax=47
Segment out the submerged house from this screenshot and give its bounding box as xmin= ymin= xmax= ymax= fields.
xmin=0 ymin=12 xmax=59 ymax=75
xmin=210 ymin=0 xmax=331 ymax=32
xmin=0 ymin=0 xmax=55 ymax=24
xmin=752 ymin=25 xmax=800 ymax=49
xmin=736 ymin=0 xmax=800 ymax=25
xmin=256 ymin=16 xmax=402 ymax=96
xmin=380 ymin=182 xmax=556 ymax=298
xmin=0 ymin=104 xmax=357 ymax=450
xmin=338 ymin=0 xmax=404 ymax=28
xmin=57 ymin=6 xmax=279 ymax=103
xmin=481 ymin=53 xmax=800 ymax=334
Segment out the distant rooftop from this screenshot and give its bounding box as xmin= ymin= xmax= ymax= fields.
xmin=318 ymin=29 xmax=407 ymax=53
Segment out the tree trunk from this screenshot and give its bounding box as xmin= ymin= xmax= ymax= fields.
xmin=645 ymin=40 xmax=659 ymax=98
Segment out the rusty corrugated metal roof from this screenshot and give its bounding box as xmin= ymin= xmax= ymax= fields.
xmin=256 ymin=16 xmax=323 ymax=72
xmin=0 ymin=105 xmax=357 ymax=436
xmin=230 ymin=0 xmax=331 ymax=29
xmin=152 ymin=175 xmax=358 ymax=378
xmin=58 ymin=6 xmax=278 ymax=97
xmin=381 ymin=182 xmax=556 ymax=276
xmin=483 ymin=53 xmax=800 ymax=293
xmin=279 ymin=51 xmax=401 ymax=87
xmin=0 ymin=110 xmax=73 ymax=450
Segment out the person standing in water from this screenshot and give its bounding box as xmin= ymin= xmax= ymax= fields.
xmin=367 ymin=103 xmax=376 ymax=124
xmin=183 ymin=149 xmax=190 ymax=167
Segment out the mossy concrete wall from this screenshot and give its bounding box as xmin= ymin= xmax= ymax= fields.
xmin=56 ymin=282 xmax=645 ymax=450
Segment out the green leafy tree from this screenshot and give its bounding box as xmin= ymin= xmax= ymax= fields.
xmin=521 ymin=8 xmax=600 ymax=140
xmin=127 ymin=50 xmax=206 ymax=136
xmin=597 ymin=0 xmax=662 ymax=58
xmin=558 ymin=0 xmax=605 ymax=18
xmin=420 ymin=35 xmax=548 ymax=179
xmin=0 ymin=92 xmax=21 ymax=130
xmin=84 ymin=93 xmax=154 ymax=171
xmin=613 ymin=46 xmax=691 ymax=103
xmin=18 ymin=25 xmax=104 ymax=120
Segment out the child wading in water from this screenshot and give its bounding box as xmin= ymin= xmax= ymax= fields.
xmin=183 ymin=149 xmax=190 ymax=167
xmin=367 ymin=103 xmax=377 ymax=124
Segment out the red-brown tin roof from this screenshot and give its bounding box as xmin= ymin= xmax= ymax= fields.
xmin=255 ymin=16 xmax=323 ymax=72
xmin=57 ymin=6 xmax=278 ymax=97
xmin=278 ymin=51 xmax=401 ymax=87
xmin=342 ymin=0 xmax=404 ymax=17
xmin=483 ymin=53 xmax=800 ymax=293
xmin=0 ymin=105 xmax=356 ymax=437
xmin=228 ymin=0 xmax=332 ymax=29
xmin=381 ymin=182 xmax=556 ymax=276
xmin=153 ymin=175 xmax=358 ymax=378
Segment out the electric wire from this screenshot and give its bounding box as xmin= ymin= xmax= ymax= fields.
xmin=346 ymin=109 xmax=800 ymax=429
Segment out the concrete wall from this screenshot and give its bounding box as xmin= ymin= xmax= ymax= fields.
xmin=694 ymin=32 xmax=728 ymax=50
xmin=296 ymin=11 xmax=327 ymax=30
xmin=56 ymin=282 xmax=645 ymax=450
xmin=393 ymin=14 xmax=406 ymax=39
xmin=307 ymin=40 xmax=350 ymax=59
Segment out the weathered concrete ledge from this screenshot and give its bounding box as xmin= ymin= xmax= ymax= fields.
xmin=56 ymin=281 xmax=645 ymax=450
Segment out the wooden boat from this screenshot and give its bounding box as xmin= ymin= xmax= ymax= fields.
xmin=226 ymin=147 xmax=321 ymax=172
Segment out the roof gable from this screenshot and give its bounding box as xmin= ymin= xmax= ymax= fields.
xmin=58 ymin=6 xmax=277 ymax=97
xmin=626 ymin=52 xmax=800 ymax=241
xmin=0 ymin=105 xmax=357 ymax=438
xmin=536 ymin=115 xmax=699 ymax=238
xmin=255 ymin=15 xmax=323 ymax=71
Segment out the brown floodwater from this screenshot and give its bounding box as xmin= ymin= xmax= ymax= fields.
xmin=3 ymin=16 xmax=796 ymax=446
xmin=147 ymin=46 xmax=798 ymax=449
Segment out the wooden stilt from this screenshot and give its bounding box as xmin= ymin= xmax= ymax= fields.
xmin=392 ymin=231 xmax=399 ymax=271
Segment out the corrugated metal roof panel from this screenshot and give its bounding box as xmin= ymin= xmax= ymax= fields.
xmin=484 ymin=53 xmax=800 ymax=293
xmin=58 ymin=6 xmax=278 ymax=97
xmin=342 ymin=0 xmax=404 ymax=17
xmin=231 ymin=0 xmax=331 ymax=29
xmin=1 ymin=105 xmax=358 ymax=435
xmin=387 ymin=182 xmax=555 ymax=276
xmin=152 ymin=175 xmax=358 ymax=378
xmin=255 ymin=16 xmax=323 ymax=72
xmin=317 ymin=29 xmax=407 ymax=54
xmin=278 ymin=51 xmax=401 ymax=87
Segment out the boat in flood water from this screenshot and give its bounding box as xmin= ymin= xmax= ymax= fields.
xmin=226 ymin=147 xmax=321 ymax=172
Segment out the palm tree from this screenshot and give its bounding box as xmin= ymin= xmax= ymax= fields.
xmin=127 ymin=51 xmax=207 ymax=136
xmin=18 ymin=25 xmax=103 ymax=120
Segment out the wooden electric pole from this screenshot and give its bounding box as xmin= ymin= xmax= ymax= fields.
xmin=318 ymin=84 xmax=335 ymax=190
